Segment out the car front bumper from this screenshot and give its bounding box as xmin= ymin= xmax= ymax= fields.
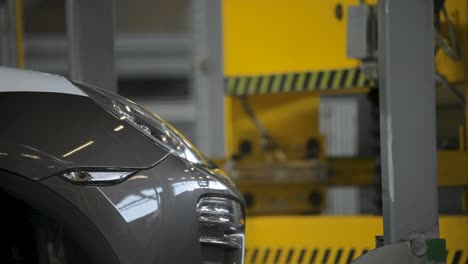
xmin=42 ymin=154 xmax=244 ymax=264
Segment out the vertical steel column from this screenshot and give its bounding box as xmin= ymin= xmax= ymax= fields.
xmin=378 ymin=0 xmax=439 ymax=244
xmin=0 ymin=0 xmax=22 ymax=67
xmin=66 ymin=0 xmax=116 ymax=92
xmin=191 ymin=0 xmax=225 ymax=157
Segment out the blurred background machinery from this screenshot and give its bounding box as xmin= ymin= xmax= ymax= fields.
xmin=222 ymin=0 xmax=467 ymax=217
xmin=1 ymin=0 xmax=467 ymax=263
xmin=1 ymin=0 xmax=225 ymax=159
xmin=220 ymin=0 xmax=468 ymax=262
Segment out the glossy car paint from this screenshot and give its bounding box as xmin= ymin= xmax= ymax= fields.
xmin=0 ymin=169 xmax=120 ymax=263
xmin=0 ymin=67 xmax=244 ymax=264
xmin=42 ymin=154 xmax=241 ymax=263
xmin=0 ymin=92 xmax=168 ymax=180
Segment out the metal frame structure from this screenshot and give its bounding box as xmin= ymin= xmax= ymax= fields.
xmin=0 ymin=0 xmax=23 ymax=68
xmin=57 ymin=0 xmax=225 ymax=155
xmin=66 ymin=0 xmax=117 ymax=92
xmin=191 ymin=0 xmax=225 ymax=158
xmin=377 ymin=0 xmax=439 ymax=244
xmin=24 ymin=34 xmax=191 ymax=79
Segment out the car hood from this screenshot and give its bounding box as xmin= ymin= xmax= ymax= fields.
xmin=0 ymin=91 xmax=168 ymax=181
xmin=0 ymin=139 xmax=168 ymax=182
xmin=0 ymin=139 xmax=71 ymax=180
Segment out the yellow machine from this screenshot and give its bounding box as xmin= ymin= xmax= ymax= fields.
xmin=223 ymin=0 xmax=376 ymax=215
xmin=222 ymin=0 xmax=468 ymax=214
xmin=224 ymin=93 xmax=327 ymax=214
xmin=222 ymin=0 xmax=468 ymax=262
xmin=244 ymin=216 xmax=467 ymax=264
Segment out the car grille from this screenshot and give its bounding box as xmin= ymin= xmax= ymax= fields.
xmin=197 ymin=197 xmax=245 ymax=264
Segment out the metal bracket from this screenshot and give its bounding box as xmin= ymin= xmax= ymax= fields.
xmin=352 ymin=239 xmax=446 ymax=264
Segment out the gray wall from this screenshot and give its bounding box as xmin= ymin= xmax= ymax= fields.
xmin=24 ymin=0 xmax=189 ymax=33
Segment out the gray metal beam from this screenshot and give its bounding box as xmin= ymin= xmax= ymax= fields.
xmin=66 ymin=0 xmax=116 ymax=92
xmin=377 ymin=0 xmax=439 ymax=243
xmin=132 ymin=99 xmax=196 ymax=124
xmin=25 ymin=34 xmax=191 ymax=78
xmin=191 ymin=0 xmax=225 ymax=157
xmin=0 ymin=0 xmax=19 ymax=67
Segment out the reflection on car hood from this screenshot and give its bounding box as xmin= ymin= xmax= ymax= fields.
xmin=0 ymin=92 xmax=169 ymax=180
xmin=0 ymin=139 xmax=70 ymax=180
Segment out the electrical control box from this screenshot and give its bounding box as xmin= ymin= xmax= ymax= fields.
xmin=346 ymin=5 xmax=378 ymax=60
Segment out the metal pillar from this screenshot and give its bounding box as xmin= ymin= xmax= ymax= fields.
xmin=191 ymin=0 xmax=225 ymax=157
xmin=66 ymin=0 xmax=116 ymax=92
xmin=378 ymin=0 xmax=439 ymax=244
xmin=0 ymin=0 xmax=23 ymax=68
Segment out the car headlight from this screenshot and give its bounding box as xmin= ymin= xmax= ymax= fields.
xmin=61 ymin=170 xmax=137 ymax=184
xmin=74 ymin=82 xmax=211 ymax=167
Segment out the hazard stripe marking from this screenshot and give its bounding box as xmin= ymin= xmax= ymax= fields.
xmin=244 ymin=247 xmax=466 ymax=264
xmin=237 ymin=77 xmax=247 ymax=95
xmin=282 ymin=74 xmax=292 ymax=92
xmin=271 ymin=75 xmax=282 ymax=93
xmin=259 ymin=76 xmax=269 ymax=94
xmin=320 ymin=71 xmax=330 ymax=90
xmin=332 ymin=70 xmax=343 ymax=89
xmin=248 ymin=76 xmax=258 ymax=95
xmin=295 ymin=73 xmax=306 ymax=92
xmin=225 ymin=67 xmax=374 ymax=96
xmin=308 ymin=72 xmax=319 ymax=91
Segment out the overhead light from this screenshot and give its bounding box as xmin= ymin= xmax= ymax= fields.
xmin=114 ymin=125 xmax=124 ymax=132
xmin=62 ymin=140 xmax=94 ymax=158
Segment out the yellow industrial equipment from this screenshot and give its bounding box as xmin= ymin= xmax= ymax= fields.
xmin=15 ymin=0 xmax=24 ymax=68
xmin=244 ymin=216 xmax=467 ymax=263
xmin=222 ymin=0 xmax=468 ymax=214
xmin=222 ymin=0 xmax=377 ymax=215
xmin=224 ymin=93 xmax=327 ymax=214
xmin=222 ymin=0 xmax=468 ymax=260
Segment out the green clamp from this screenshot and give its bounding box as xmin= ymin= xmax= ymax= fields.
xmin=426 ymin=239 xmax=446 ymax=262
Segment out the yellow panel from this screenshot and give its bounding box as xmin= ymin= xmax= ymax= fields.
xmin=328 ymin=152 xmax=468 ymax=187
xmin=246 ymin=216 xmax=382 ymax=249
xmin=245 ymin=216 xmax=468 ymax=263
xmin=222 ymin=0 xmax=372 ymax=76
xmin=223 ymin=0 xmax=466 ymax=83
xmin=328 ymin=158 xmax=375 ymax=185
xmin=225 ymin=93 xmax=320 ymax=158
xmin=222 ymin=0 xmax=378 ymax=158
xmin=435 ymin=0 xmax=468 ymax=83
xmin=239 ymin=183 xmax=326 ymax=215
xmin=438 ymin=151 xmax=468 ymax=186
xmin=15 ymin=0 xmax=24 ymax=68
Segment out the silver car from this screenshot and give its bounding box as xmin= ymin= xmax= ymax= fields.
xmin=0 ymin=67 xmax=245 ymax=264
